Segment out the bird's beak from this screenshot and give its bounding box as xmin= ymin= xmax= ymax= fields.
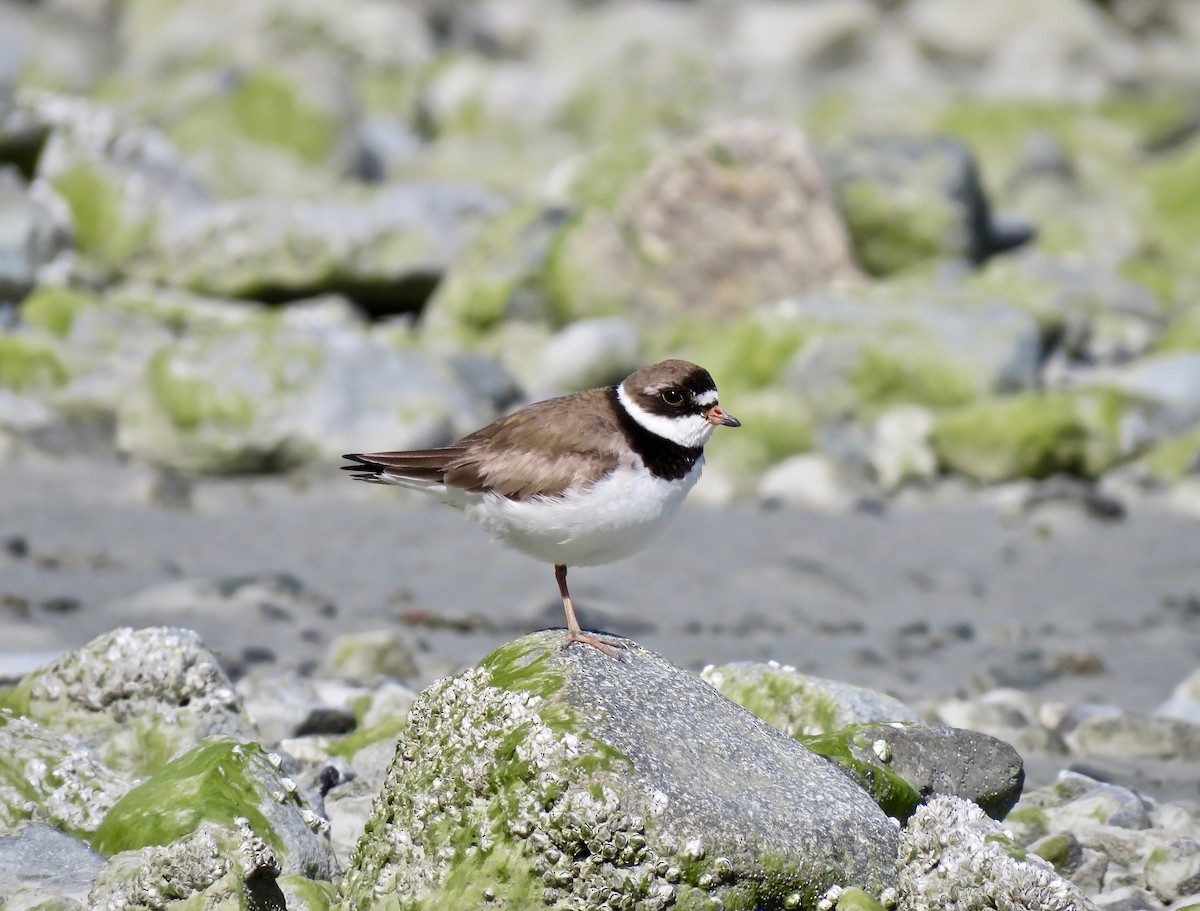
xmin=705 ymin=405 xmax=741 ymax=428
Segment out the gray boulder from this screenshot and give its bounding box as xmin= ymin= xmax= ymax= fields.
xmin=806 ymin=722 xmax=1025 ymax=822
xmin=339 ymin=632 xmax=898 ymax=910
xmin=898 ymin=795 xmax=1098 ymax=910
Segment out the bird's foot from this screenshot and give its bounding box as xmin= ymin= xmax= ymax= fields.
xmin=561 ymin=629 xmax=626 ymax=657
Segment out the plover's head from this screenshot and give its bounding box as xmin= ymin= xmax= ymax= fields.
xmin=616 ymin=359 xmax=740 ymax=449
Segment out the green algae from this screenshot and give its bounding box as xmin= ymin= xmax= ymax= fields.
xmin=799 ymin=727 xmax=924 ymax=822
xmin=52 ymin=162 xmax=152 ymax=271
xmin=169 ymin=68 xmax=337 ymax=165
xmin=838 ymin=179 xmax=952 ymax=276
xmin=0 ymin=334 xmax=67 ymax=392
xmin=20 ymin=286 xmax=94 ymax=338
xmin=146 ymin=347 xmax=256 ymax=433
xmin=1141 ymin=425 xmax=1200 ymax=482
xmin=931 ymin=390 xmax=1130 ymax=482
xmin=91 ymin=737 xmax=285 ymax=856
xmin=849 ymin=344 xmax=978 ymax=414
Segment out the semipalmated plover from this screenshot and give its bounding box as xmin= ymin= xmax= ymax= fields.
xmin=342 ymin=359 xmax=739 ymax=653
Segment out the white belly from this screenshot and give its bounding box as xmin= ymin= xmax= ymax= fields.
xmin=459 ymin=457 xmax=704 ymax=567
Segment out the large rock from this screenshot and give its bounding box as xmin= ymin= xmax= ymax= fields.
xmin=339 ymin=633 xmax=899 ymax=910
xmin=111 ymin=294 xmax=498 ymax=473
xmin=568 ymin=120 xmax=862 ymax=321
xmin=0 ymin=627 xmax=257 ymax=777
xmin=148 ymin=185 xmax=503 ymax=312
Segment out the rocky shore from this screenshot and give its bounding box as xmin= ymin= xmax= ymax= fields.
xmin=4 ymin=0 xmax=1200 ymax=907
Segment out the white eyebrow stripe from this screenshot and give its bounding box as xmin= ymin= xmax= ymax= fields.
xmin=693 ymin=389 xmax=718 ymax=406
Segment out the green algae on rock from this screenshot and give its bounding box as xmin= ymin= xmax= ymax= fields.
xmin=92 ymin=737 xmax=334 ymax=879
xmin=87 ymin=820 xmax=290 ymax=911
xmin=931 ymin=390 xmax=1132 ymax=482
xmin=339 ymin=633 xmax=897 ymax=911
xmin=1 ymin=627 xmax=257 ymax=779
xmin=0 ymin=712 xmax=128 ymax=840
xmin=701 ymin=662 xmax=920 ymax=738
xmin=898 ymin=796 xmax=1097 ymax=911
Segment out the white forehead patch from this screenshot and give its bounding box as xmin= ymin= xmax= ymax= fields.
xmin=693 ymin=389 xmax=718 ymax=406
xmin=618 ymin=384 xmax=715 ymax=450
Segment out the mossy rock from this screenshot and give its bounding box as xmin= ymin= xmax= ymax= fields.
xmin=931 ymin=390 xmax=1132 ymax=482
xmin=19 ymin=286 xmax=94 ymax=338
xmin=50 ymin=161 xmax=157 ymax=274
xmin=0 ymin=333 xmax=68 ymax=392
xmin=4 ymin=627 xmax=257 ymax=779
xmin=338 ymin=633 xmax=898 ymax=910
xmin=702 ymin=663 xmax=920 ymax=739
xmin=1140 ymin=424 xmax=1200 ymax=482
xmin=0 ymin=711 xmax=128 ymax=839
xmin=93 ymin=736 xmax=334 ymax=879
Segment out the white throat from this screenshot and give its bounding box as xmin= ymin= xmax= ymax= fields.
xmin=617 ymin=384 xmax=715 ymax=450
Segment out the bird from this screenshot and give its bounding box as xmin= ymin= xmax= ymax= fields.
xmin=342 ymin=359 xmax=740 ymax=654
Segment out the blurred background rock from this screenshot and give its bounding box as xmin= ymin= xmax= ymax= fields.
xmin=1 ymin=0 xmax=1199 ymax=503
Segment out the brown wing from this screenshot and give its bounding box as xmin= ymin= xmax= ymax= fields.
xmin=342 ymin=387 xmax=624 ymax=500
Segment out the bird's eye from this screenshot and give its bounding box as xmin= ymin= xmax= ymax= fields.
xmin=661 ymin=389 xmax=684 ymax=406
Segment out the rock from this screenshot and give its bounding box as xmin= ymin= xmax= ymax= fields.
xmin=0 ymin=626 xmax=257 ymax=777
xmin=318 ymin=630 xmax=421 ymax=685
xmin=906 ymin=0 xmax=1119 ymax=100
xmin=1089 ymin=353 xmax=1200 ymax=435
xmin=930 ymin=389 xmax=1133 ymax=483
xmin=1155 ymin=666 xmax=1200 ymax=724
xmin=92 ymin=737 xmax=334 ymax=880
xmin=0 ymin=822 xmax=104 ymax=908
xmin=524 ymin=317 xmax=641 ymax=398
xmin=113 ymin=297 xmax=496 ymax=474
xmin=757 ymin=453 xmax=874 ymax=512
xmin=559 ymin=121 xmax=861 ymax=323
xmin=898 ymin=795 xmax=1098 ymax=910
xmin=778 ymin=289 xmax=1042 ymax=420
xmin=0 ymin=170 xmax=69 ymax=302
xmin=237 ymin=672 xmax=356 ymax=746
xmin=1065 ymin=711 xmax=1200 ymax=761
xmin=728 ymin=0 xmax=880 ymax=77
xmin=929 ymin=693 xmax=1069 ymax=757
xmin=88 ymin=821 xmax=289 ymax=910
xmin=868 ymin=406 xmax=937 ymax=490
xmin=339 ymin=633 xmax=899 ymax=909
xmin=30 ymin=91 xmax=211 ymax=279
xmin=0 ymin=712 xmax=128 ymax=839
xmin=148 ymin=184 xmax=503 ymax=314
xmin=806 ymin=723 xmax=1026 ymax=822
xmin=822 ymin=136 xmax=1032 ymax=276
xmin=702 ymin=661 xmax=921 ymax=737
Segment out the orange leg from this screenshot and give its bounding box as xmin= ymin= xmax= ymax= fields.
xmin=555 ymin=564 xmax=623 ymax=657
